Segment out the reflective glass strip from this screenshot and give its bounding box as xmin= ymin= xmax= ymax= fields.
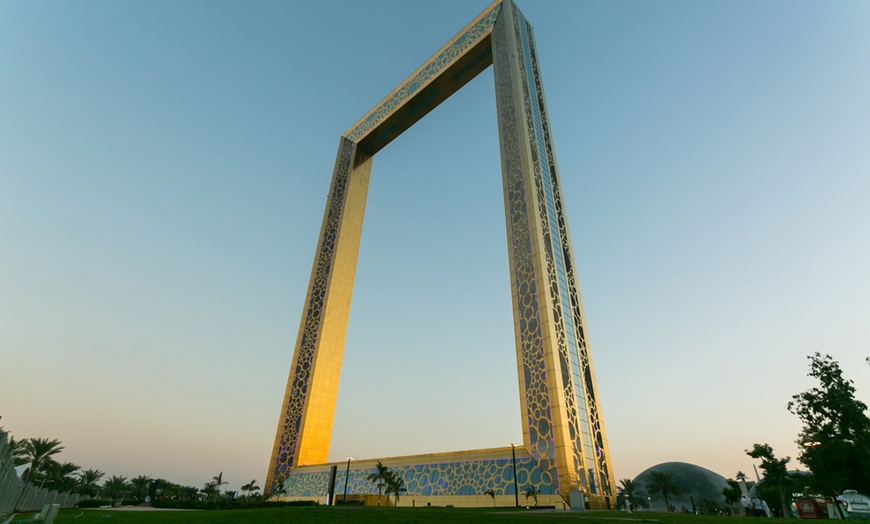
xmin=517 ymin=11 xmax=599 ymax=488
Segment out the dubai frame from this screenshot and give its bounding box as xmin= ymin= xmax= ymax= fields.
xmin=267 ymin=0 xmax=615 ymax=508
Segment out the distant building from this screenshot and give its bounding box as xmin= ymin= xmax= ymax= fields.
xmin=634 ymin=462 xmax=728 ymax=511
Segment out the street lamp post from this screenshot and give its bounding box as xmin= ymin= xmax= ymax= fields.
xmin=510 ymin=443 xmax=520 ymax=508
xmin=803 ymin=442 xmax=845 ymax=519
xmin=342 ymin=457 xmax=354 ymax=505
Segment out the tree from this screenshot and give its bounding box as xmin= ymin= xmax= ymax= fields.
xmin=212 ymin=472 xmax=228 ymax=499
xmin=746 ymin=443 xmax=791 ymax=518
xmin=789 ymin=353 xmax=870 ymax=452
xmin=618 ymin=478 xmax=648 ymax=510
xmin=181 ymin=485 xmax=199 ymax=500
xmin=524 ymin=486 xmax=540 ymax=507
xmin=77 ymin=469 xmax=105 ymax=497
xmin=130 ymin=475 xmax=152 ymax=500
xmin=151 ymin=478 xmax=175 ymax=499
xmin=646 ymin=471 xmax=681 ymax=511
xmin=22 ymin=438 xmax=64 ymax=485
xmin=788 ymin=353 xmax=870 ymax=494
xmin=484 ymin=488 xmax=496 ymax=507
xmin=366 ymin=461 xmax=390 ymax=506
xmin=722 ymin=478 xmax=742 ymax=515
xmin=241 ymin=479 xmax=260 ymax=500
xmin=103 ymin=475 xmax=128 ymax=500
xmin=735 ymin=471 xmax=749 ymax=492
xmin=50 ymin=462 xmax=80 ymax=493
xmin=201 ymin=481 xmax=218 ymax=499
xmin=384 ymin=472 xmax=406 ymax=507
xmin=7 ymin=436 xmax=29 ymax=467
xmin=270 ymin=478 xmax=286 ymax=499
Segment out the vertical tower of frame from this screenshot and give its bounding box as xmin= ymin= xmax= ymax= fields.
xmin=492 ymin=1 xmax=614 ymax=499
xmin=266 ymin=138 xmax=373 ymax=492
xmin=266 ymin=0 xmax=615 ymax=504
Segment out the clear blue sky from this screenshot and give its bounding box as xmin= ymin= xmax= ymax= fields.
xmin=2 ymin=0 xmax=868 ymax=493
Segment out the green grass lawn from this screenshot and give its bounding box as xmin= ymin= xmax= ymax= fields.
xmin=20 ymin=508 xmax=794 ymax=524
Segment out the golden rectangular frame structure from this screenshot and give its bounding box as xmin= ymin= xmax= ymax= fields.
xmin=267 ymin=0 xmax=615 ymax=507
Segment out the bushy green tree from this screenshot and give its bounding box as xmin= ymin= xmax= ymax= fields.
xmin=788 ymin=353 xmax=870 ymax=494
xmin=746 ymin=443 xmax=791 ymax=517
xmin=722 ymin=478 xmax=742 ymax=515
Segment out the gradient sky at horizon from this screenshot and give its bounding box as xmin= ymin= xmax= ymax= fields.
xmin=2 ymin=0 xmax=869 ymax=493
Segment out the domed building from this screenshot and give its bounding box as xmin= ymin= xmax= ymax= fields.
xmin=632 ymin=462 xmax=729 ymax=512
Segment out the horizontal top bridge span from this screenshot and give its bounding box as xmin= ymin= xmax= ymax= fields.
xmin=344 ymin=0 xmax=502 ymax=156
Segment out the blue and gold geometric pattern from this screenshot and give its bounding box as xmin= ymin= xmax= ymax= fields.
xmin=282 ymin=453 xmax=557 ymax=499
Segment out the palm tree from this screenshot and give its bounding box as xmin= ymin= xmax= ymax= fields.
xmin=181 ymin=485 xmax=199 ymax=500
xmin=484 ymin=488 xmax=496 ymax=507
xmin=151 ymin=478 xmax=174 ymax=499
xmin=524 ymin=486 xmax=541 ymax=506
xmin=103 ymin=475 xmax=128 ymax=500
xmin=241 ymin=479 xmax=260 ymax=500
xmin=77 ymin=468 xmax=105 ymax=497
xmin=212 ymin=472 xmax=227 ymax=499
xmin=51 ymin=462 xmax=81 ymax=493
xmin=270 ymin=478 xmax=286 ymax=499
xmin=384 ymin=473 xmax=406 ymax=507
xmin=734 ymin=471 xmax=749 ymax=493
xmin=646 ymin=471 xmax=681 ymax=512
xmin=618 ymin=478 xmax=647 ymax=510
xmin=130 ymin=475 xmax=152 ymax=500
xmin=201 ymin=481 xmax=219 ymax=500
xmin=22 ymin=437 xmax=64 ymax=484
xmin=8 ymin=436 xmax=29 ymax=467
xmin=366 ymin=461 xmax=390 ymax=506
